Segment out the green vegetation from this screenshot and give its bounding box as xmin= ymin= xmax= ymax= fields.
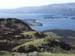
xmin=12 ymin=32 xmax=72 ymax=53
xmin=0 ymin=52 xmax=75 ymax=56
xmin=0 ymin=18 xmax=75 ymax=56
xmin=44 ymin=32 xmax=61 ymax=38
xmin=40 ymin=53 xmax=75 ymax=56
xmin=12 ymin=38 xmax=46 ymax=51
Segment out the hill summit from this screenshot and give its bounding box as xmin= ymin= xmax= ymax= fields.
xmin=0 ymin=18 xmax=34 ymax=51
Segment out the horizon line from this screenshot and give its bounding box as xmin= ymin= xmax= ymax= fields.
xmin=0 ymin=2 xmax=75 ymax=10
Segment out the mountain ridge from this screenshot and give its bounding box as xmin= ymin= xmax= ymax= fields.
xmin=0 ymin=3 xmax=75 ymax=16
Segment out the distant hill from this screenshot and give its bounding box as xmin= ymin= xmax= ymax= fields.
xmin=43 ymin=29 xmax=75 ymax=47
xmin=0 ymin=3 xmax=75 ymax=16
xmin=44 ymin=29 xmax=75 ymax=37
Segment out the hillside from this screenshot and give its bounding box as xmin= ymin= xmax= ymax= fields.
xmin=44 ymin=29 xmax=75 ymax=47
xmin=0 ymin=18 xmax=74 ymax=53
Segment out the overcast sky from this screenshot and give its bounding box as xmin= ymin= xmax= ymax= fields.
xmin=0 ymin=0 xmax=75 ymax=9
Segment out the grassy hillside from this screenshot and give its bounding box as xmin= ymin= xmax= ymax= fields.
xmin=0 ymin=18 xmax=75 ymax=56
xmin=44 ymin=29 xmax=75 ymax=47
xmin=0 ymin=52 xmax=75 ymax=56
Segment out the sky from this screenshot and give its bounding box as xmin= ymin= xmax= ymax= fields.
xmin=0 ymin=0 xmax=75 ymax=9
